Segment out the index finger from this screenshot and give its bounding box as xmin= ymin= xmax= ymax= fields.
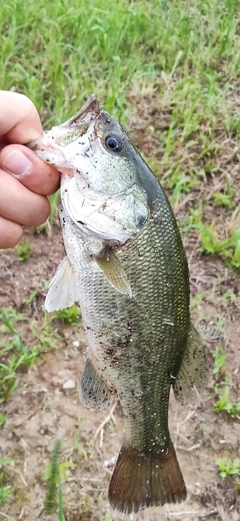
xmin=0 ymin=91 xmax=43 ymax=143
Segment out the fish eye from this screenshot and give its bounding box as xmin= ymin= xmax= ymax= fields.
xmin=105 ymin=135 xmax=123 ymax=152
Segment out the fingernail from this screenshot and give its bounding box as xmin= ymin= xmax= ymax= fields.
xmin=3 ymin=150 xmax=32 ymax=176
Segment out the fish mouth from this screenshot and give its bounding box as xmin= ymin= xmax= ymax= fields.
xmin=65 ymin=94 xmax=102 ymax=128
xmin=49 ymin=95 xmax=102 ymax=147
xmin=27 ymin=94 xmax=102 ymax=151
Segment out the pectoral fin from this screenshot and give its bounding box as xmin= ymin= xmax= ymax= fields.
xmin=45 ymin=256 xmax=77 ymax=312
xmin=79 ymin=357 xmax=112 ymax=410
xmin=95 ymin=252 xmax=132 ymax=298
xmin=173 ymin=323 xmax=208 ymax=403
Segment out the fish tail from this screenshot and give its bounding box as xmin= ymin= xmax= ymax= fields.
xmin=108 ymin=441 xmax=186 ymax=514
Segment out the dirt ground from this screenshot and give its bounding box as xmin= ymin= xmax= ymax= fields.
xmin=0 ymin=102 xmax=240 ymax=521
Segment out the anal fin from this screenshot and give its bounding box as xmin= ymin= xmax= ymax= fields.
xmin=173 ymin=323 xmax=208 ymax=403
xmin=79 ymin=357 xmax=112 ymax=410
xmin=94 ymin=251 xmax=132 ymax=298
xmin=109 ymin=440 xmax=186 ymax=514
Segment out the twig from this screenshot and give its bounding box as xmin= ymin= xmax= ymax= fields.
xmin=187 ymin=443 xmax=201 ymax=451
xmin=15 ymin=469 xmax=28 ymax=487
xmin=0 ymin=513 xmax=16 ymax=521
xmin=91 ymin=401 xmax=118 ymax=446
xmin=165 ymin=510 xmax=216 ymax=517
xmin=178 ymin=409 xmax=196 ymax=425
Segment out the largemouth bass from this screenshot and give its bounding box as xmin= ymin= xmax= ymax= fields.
xmin=29 ymin=95 xmax=206 ymax=514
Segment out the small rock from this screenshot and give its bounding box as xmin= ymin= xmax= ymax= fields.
xmin=103 ymin=456 xmax=116 ymax=468
xmin=72 ymin=340 xmax=80 ymax=348
xmin=62 ymin=379 xmax=76 ymax=390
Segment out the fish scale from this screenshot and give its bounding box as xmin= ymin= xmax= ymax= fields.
xmin=28 ymin=94 xmax=207 ymax=514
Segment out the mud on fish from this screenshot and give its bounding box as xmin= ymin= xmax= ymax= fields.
xmin=28 ymin=95 xmax=207 ymax=514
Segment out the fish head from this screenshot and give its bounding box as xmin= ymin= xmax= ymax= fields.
xmin=28 ymin=95 xmax=150 ymax=242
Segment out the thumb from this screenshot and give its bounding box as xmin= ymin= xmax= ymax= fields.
xmin=0 ymin=144 xmax=60 ymax=196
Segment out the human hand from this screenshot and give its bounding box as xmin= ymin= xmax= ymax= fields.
xmin=0 ymin=91 xmax=60 ymax=248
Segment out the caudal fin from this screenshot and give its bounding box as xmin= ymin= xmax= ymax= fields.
xmin=108 ymin=441 xmax=186 ymax=514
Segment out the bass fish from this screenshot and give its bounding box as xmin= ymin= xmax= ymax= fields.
xmin=29 ymin=95 xmax=206 ymax=514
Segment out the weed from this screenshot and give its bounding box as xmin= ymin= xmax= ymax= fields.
xmin=200 ymin=424 xmax=213 ymax=443
xmin=182 ymin=204 xmax=240 ymax=269
xmin=220 ymin=289 xmax=237 ymax=309
xmin=33 ymin=223 xmax=47 ymax=235
xmin=49 ymin=191 xmax=61 ymax=226
xmin=217 ymin=457 xmax=240 ymax=479
xmin=74 ymin=433 xmax=88 ymax=461
xmin=25 ymin=290 xmax=38 ymax=305
xmin=31 ymin=310 xmax=59 ymax=349
xmin=108 ymin=418 xmax=116 ymax=432
xmin=196 ymin=223 xmax=240 ymax=269
xmin=1 ymin=308 xmax=25 ymax=333
xmin=15 ymin=241 xmax=32 ymax=261
xmin=0 ymin=307 xmax=59 ymax=401
xmin=44 ymin=439 xmax=75 ymax=519
xmin=214 ymin=386 xmax=240 ymax=418
xmin=0 ymin=458 xmax=13 ymax=507
xmin=44 ymin=440 xmax=61 ymax=514
xmin=56 ymin=304 xmax=81 ymax=324
xmin=213 ymin=177 xmax=234 ymax=209
xmin=0 ymin=308 xmax=39 ymax=400
xmin=214 ymin=192 xmax=233 ymax=209
xmin=168 ymin=173 xmax=200 ymax=206
xmin=0 ymin=414 xmax=6 ymax=427
xmin=0 ymin=484 xmax=11 ymax=506
xmin=0 ymin=362 xmax=19 ymax=403
xmin=212 ymin=346 xmax=240 ymax=418
xmin=212 ymin=346 xmax=227 ymax=376
xmin=77 ymin=418 xmax=85 ymax=429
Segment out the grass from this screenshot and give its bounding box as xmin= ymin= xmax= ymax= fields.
xmin=44 ymin=438 xmax=91 ymax=519
xmin=1 ymin=0 xmax=240 ymax=268
xmin=44 ymin=439 xmax=63 ymax=516
xmin=0 ymin=307 xmax=59 ymax=402
xmin=216 ymin=457 xmax=240 ymax=498
xmin=214 ymin=385 xmax=240 ymax=417
xmin=211 ymin=344 xmax=240 ymax=419
xmin=1 ymin=0 xmax=240 ymax=129
xmin=217 ymin=457 xmax=240 ymax=479
xmin=15 ymin=241 xmax=32 ymax=261
xmin=0 ymin=458 xmax=13 ymax=507
xmin=56 ymin=303 xmax=81 ymax=324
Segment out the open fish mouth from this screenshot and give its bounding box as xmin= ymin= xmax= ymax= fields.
xmin=27 ymin=95 xmax=102 ymax=151
xmin=52 ymin=94 xmax=102 ymax=147
xmin=63 ymin=94 xmax=101 ymax=129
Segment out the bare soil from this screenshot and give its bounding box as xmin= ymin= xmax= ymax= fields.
xmin=0 ymin=102 xmax=240 ymax=521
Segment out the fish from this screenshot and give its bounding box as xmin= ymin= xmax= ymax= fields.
xmin=28 ymin=95 xmax=207 ymax=514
